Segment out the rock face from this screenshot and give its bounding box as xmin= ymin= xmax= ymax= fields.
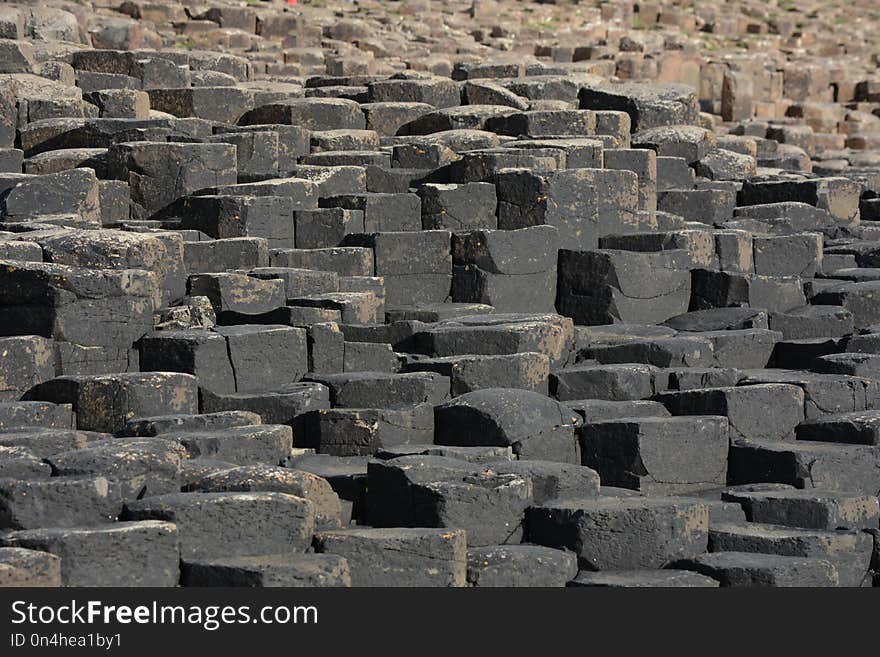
xmin=2 ymin=0 xmax=880 ymax=590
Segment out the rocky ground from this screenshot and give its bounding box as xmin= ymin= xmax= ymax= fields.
xmin=1 ymin=0 xmax=880 ymax=588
